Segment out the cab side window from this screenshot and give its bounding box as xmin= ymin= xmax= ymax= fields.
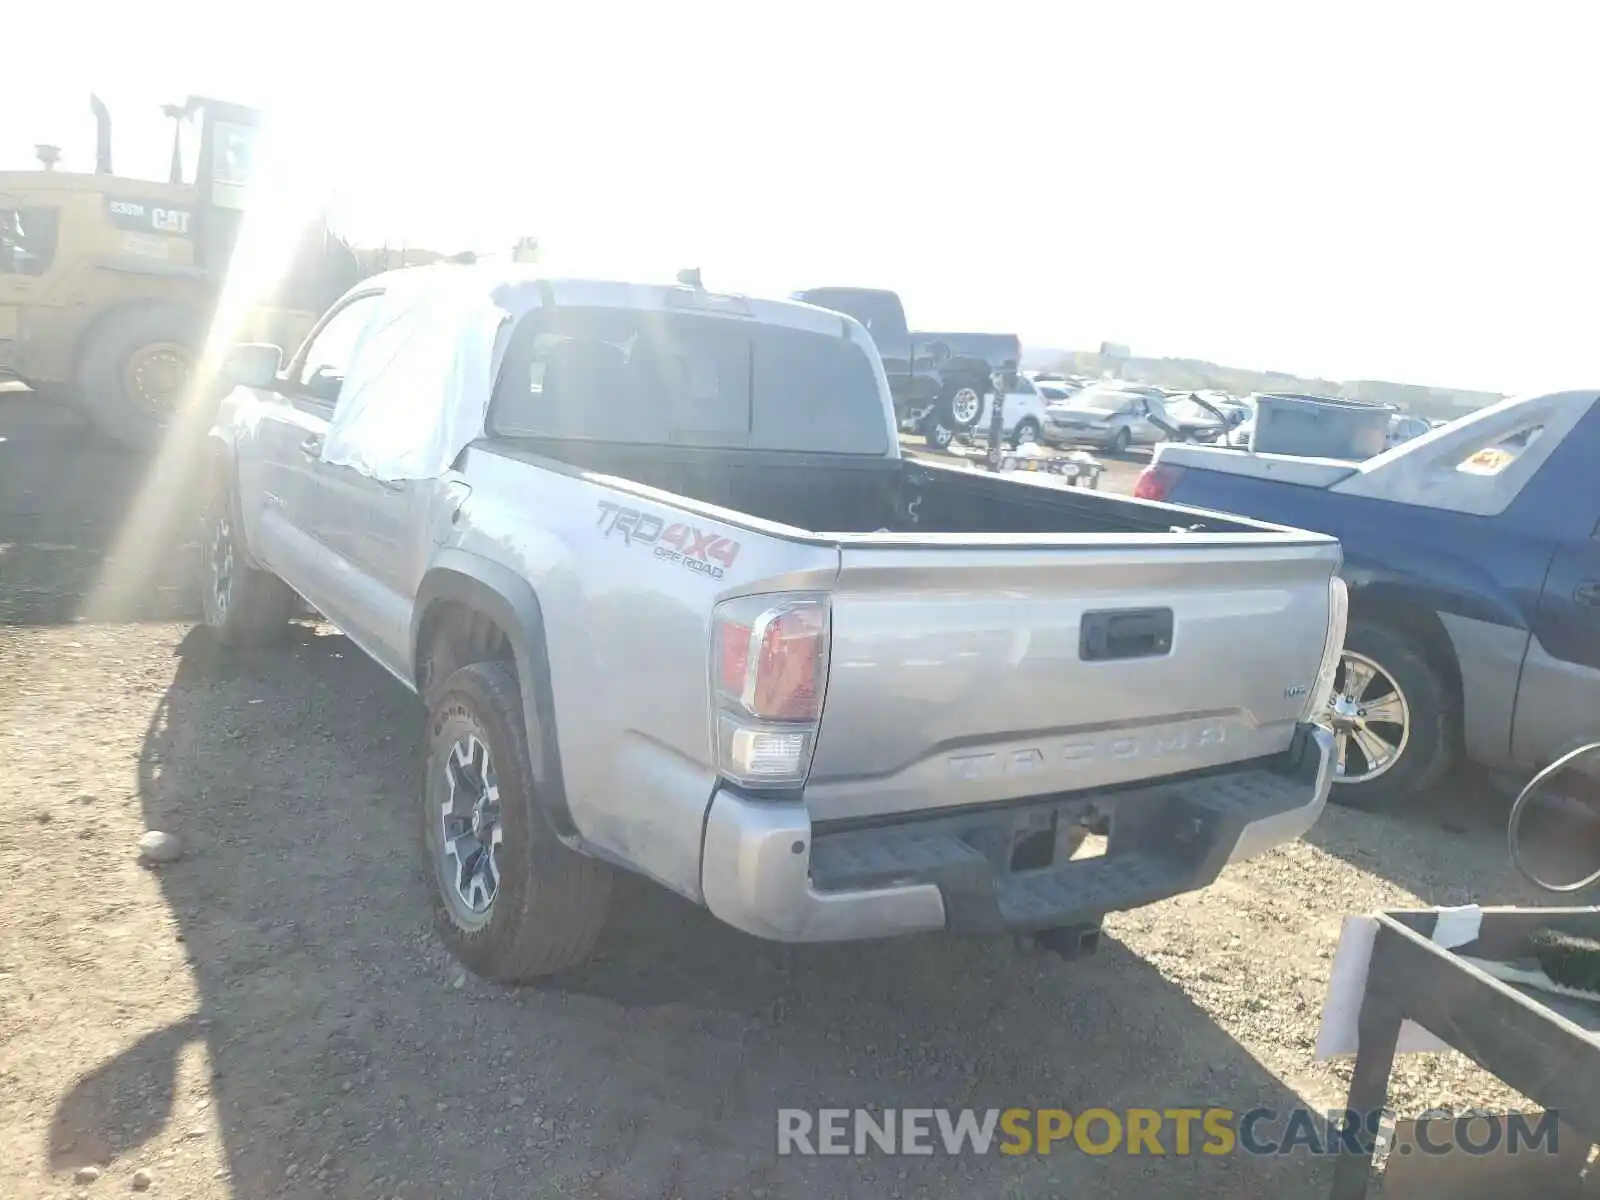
xmin=293 ymin=292 xmax=382 ymax=406
xmin=0 ymin=206 xmax=60 ymax=276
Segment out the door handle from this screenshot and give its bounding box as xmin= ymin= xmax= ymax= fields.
xmin=1080 ymin=608 xmax=1174 ymax=661
xmin=1576 ymin=581 xmax=1600 ymax=607
xmin=299 ymin=435 xmax=323 ymax=460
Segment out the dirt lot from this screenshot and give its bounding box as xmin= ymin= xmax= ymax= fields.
xmin=0 ymin=392 xmax=1561 ymax=1199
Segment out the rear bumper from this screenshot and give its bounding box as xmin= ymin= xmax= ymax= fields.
xmin=700 ymin=723 xmax=1333 ymax=942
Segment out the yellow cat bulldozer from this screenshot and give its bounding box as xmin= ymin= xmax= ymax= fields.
xmin=0 ymin=95 xmax=361 ymax=448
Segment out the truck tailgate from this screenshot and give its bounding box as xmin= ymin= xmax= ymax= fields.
xmin=805 ymin=536 xmax=1341 ymax=822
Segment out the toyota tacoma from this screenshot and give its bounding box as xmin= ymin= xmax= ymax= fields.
xmin=200 ymin=265 xmax=1346 ymax=981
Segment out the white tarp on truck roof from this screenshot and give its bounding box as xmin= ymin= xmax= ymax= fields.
xmin=318 ymin=266 xmax=542 ymax=483
xmin=316 ymin=263 xmax=900 ymax=481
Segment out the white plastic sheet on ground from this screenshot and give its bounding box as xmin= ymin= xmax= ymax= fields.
xmin=319 ymin=268 xmax=539 ymax=483
xmin=1314 ymin=905 xmax=1483 ymax=1058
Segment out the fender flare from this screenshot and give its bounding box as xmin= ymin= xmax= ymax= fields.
xmin=1342 ymin=558 xmax=1527 ymax=632
xmin=413 ymin=550 xmax=577 ymax=837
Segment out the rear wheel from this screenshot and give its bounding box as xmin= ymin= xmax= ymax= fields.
xmin=1322 ymin=618 xmax=1457 ymax=811
xmin=423 ymin=660 xmax=613 ymax=981
xmin=925 ymin=422 xmax=955 ymax=450
xmin=77 ymin=303 xmax=203 ymax=450
xmin=1011 ymin=418 xmax=1040 ymax=448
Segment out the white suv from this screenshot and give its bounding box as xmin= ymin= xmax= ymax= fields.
xmin=965 ymin=377 xmax=1054 ymax=446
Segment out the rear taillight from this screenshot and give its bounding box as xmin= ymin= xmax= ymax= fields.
xmin=1133 ymin=463 xmax=1186 ymax=501
xmin=711 ymin=594 xmax=830 ymax=787
xmin=1303 ymin=576 xmax=1350 ymax=721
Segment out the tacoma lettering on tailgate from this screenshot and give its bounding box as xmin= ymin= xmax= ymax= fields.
xmin=595 ymin=500 xmax=741 ymax=581
xmin=946 ymin=722 xmax=1227 ymax=782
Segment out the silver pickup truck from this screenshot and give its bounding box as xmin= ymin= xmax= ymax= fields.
xmin=201 ymin=264 xmax=1346 ymax=981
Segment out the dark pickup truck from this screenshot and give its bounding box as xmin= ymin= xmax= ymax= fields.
xmin=1136 ymin=390 xmax=1600 ymax=811
xmin=791 ymin=286 xmax=1020 ymax=447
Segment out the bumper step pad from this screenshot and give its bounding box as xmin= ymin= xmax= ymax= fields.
xmin=809 ymin=760 xmax=1318 ymax=934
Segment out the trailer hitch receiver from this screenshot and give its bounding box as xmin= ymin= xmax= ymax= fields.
xmin=1015 ymin=921 xmax=1103 ymax=961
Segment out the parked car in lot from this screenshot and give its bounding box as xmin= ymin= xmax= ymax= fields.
xmin=1041 ymin=381 xmax=1176 ymax=454
xmin=965 ymin=375 xmax=1053 ymax=446
xmin=1162 ymin=394 xmax=1235 ymax=443
xmin=1207 ymin=396 xmax=1253 ymax=432
xmin=1139 ymin=391 xmax=1600 ymax=810
xmin=1035 ymin=379 xmax=1080 ymax=404
xmin=201 ymin=264 xmax=1346 ymax=979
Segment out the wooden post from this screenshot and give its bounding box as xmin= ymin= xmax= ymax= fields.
xmin=1329 ymin=997 xmax=1402 ymax=1200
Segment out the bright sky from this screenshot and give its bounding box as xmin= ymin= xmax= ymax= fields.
xmin=5 ymin=2 xmax=1596 ymax=395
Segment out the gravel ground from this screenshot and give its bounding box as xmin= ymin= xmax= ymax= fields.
xmin=0 ymin=393 xmax=1566 ymax=1199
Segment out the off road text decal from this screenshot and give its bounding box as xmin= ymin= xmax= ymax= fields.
xmin=596 ymin=501 xmax=741 ymax=581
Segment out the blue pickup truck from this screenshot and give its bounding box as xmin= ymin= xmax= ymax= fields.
xmin=1134 ymin=390 xmax=1600 ymax=810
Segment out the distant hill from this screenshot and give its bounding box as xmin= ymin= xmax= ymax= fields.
xmin=1022 ymin=347 xmax=1502 ymax=423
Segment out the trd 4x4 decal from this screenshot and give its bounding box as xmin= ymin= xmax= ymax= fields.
xmin=595 ymin=500 xmax=741 ymax=581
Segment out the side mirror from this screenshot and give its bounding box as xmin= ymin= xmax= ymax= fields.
xmin=223 ymin=343 xmax=282 ymax=390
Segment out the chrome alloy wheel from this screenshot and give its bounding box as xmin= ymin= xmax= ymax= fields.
xmin=438 ymin=734 xmax=504 ymax=925
xmin=948 ymin=387 xmax=982 ymax=425
xmin=1324 ymin=650 xmax=1410 ymax=784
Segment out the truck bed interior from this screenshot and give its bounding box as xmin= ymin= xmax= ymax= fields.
xmin=484 ymin=439 xmax=1269 ymax=537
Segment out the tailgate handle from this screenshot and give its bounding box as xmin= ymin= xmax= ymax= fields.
xmin=1080 ymin=608 xmax=1173 ymax=661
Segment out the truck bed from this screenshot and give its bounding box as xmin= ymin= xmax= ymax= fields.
xmin=483 ymin=437 xmax=1340 ymax=821
xmin=489 ymin=438 xmax=1287 ymax=538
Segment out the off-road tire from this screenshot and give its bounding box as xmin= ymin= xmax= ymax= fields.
xmin=1328 ymin=618 xmax=1458 ymax=812
xmin=925 ymin=422 xmax=956 ymax=450
xmin=198 ymin=473 xmax=297 ymax=647
xmin=423 ymin=661 xmax=613 ymax=981
xmin=76 ymin=303 xmax=202 ymax=451
xmin=937 ymin=379 xmax=985 ymax=431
